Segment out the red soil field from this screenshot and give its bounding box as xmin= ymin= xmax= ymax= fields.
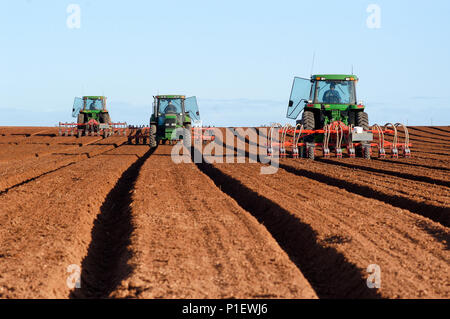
xmin=0 ymin=126 xmax=448 ymax=299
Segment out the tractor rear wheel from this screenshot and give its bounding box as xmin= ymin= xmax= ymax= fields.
xmin=149 ymin=124 xmax=157 ymax=147
xmin=302 ymin=110 xmax=315 ymax=143
xmin=184 ymin=124 xmax=192 ymax=147
xmin=356 ymin=111 xmax=369 ymax=130
xmin=349 ymin=111 xmax=356 ymax=126
xmin=302 ymin=110 xmax=315 ymax=130
xmin=77 ymin=113 xmax=85 ymax=124
xmin=101 ymin=112 xmax=111 ymax=124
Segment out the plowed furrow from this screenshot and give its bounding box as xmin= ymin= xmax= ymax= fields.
xmin=409 ymin=141 xmax=450 ymax=151
xmin=0 ymin=145 xmax=150 ymax=298
xmin=404 ymin=135 xmax=450 ymax=148
xmin=0 ymin=138 xmax=125 ymax=193
xmin=280 ymin=160 xmax=449 ymax=227
xmin=408 ymin=141 xmax=450 ymax=152
xmin=0 ymin=138 xmax=128 ymax=194
xmin=317 ymin=158 xmax=449 ymax=187
xmin=411 ymin=149 xmax=450 ymax=157
xmin=404 ymin=129 xmax=450 ymax=142
xmin=109 ymin=145 xmax=317 ymax=299
xmin=409 ymin=127 xmax=450 ymax=139
xmin=425 ymin=126 xmax=450 ymax=134
xmin=197 ymin=163 xmax=381 ymax=298
xmin=405 ymin=152 xmax=450 ymax=163
xmin=71 ymin=148 xmax=155 ymax=298
xmin=200 ymin=162 xmax=449 ymax=298
xmin=372 ymin=158 xmax=450 ymax=172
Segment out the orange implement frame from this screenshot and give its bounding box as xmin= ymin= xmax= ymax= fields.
xmin=267 ymin=121 xmax=412 ymax=159
xmin=58 ymin=121 xmax=128 ymax=138
xmin=127 ymin=126 xmax=216 ymax=145
xmin=193 ymin=127 xmax=216 ymax=143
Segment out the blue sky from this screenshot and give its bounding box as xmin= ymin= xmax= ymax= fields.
xmin=0 ymin=0 xmax=449 ymax=126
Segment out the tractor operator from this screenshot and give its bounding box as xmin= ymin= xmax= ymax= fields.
xmin=164 ymin=100 xmax=178 ymax=113
xmin=323 ymin=83 xmax=341 ymax=104
xmin=89 ymin=100 xmax=97 ymax=110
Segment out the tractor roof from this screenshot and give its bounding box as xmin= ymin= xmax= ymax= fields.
xmin=83 ymin=96 xmax=105 ymax=100
xmin=312 ymin=74 xmax=359 ymax=81
xmin=156 ymin=95 xmax=185 ymax=99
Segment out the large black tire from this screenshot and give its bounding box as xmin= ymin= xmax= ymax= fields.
xmin=301 ymin=110 xmax=315 ymax=143
xmin=77 ymin=113 xmax=85 ymax=124
xmin=363 ymin=144 xmax=371 ymax=160
xmin=183 ymin=123 xmax=192 ymax=148
xmin=301 ymin=110 xmax=315 ymax=130
xmin=348 ymin=111 xmax=356 ymax=126
xmin=356 ymin=144 xmax=371 ymax=159
xmin=307 ymin=145 xmax=315 ymax=160
xmin=299 ymin=146 xmax=305 ymax=158
xmin=356 ymin=111 xmax=369 ymax=130
xmin=149 ymin=124 xmax=157 ymax=147
xmin=100 ymin=112 xmax=111 ymax=124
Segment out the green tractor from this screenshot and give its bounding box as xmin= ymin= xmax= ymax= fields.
xmin=287 ymin=75 xmax=369 ymax=139
xmin=59 ymin=95 xmax=127 ymax=137
xmin=149 ymin=95 xmax=200 ymax=147
xmin=73 ymin=96 xmax=111 ymax=125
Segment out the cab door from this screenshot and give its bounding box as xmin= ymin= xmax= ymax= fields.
xmin=184 ymin=96 xmax=200 ymax=123
xmin=287 ymin=77 xmax=312 ymax=120
xmin=72 ymin=97 xmax=84 ymax=117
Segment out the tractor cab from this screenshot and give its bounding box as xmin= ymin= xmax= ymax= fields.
xmin=156 ymin=96 xmax=184 ymax=127
xmin=287 ymin=75 xmax=368 ymax=129
xmin=86 ymin=98 xmax=104 ymax=111
xmin=313 ymin=78 xmax=357 ymax=105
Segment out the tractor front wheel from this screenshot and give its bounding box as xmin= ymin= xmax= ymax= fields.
xmin=307 ymin=145 xmax=315 ymax=160
xmin=363 ymin=144 xmax=371 ymax=160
